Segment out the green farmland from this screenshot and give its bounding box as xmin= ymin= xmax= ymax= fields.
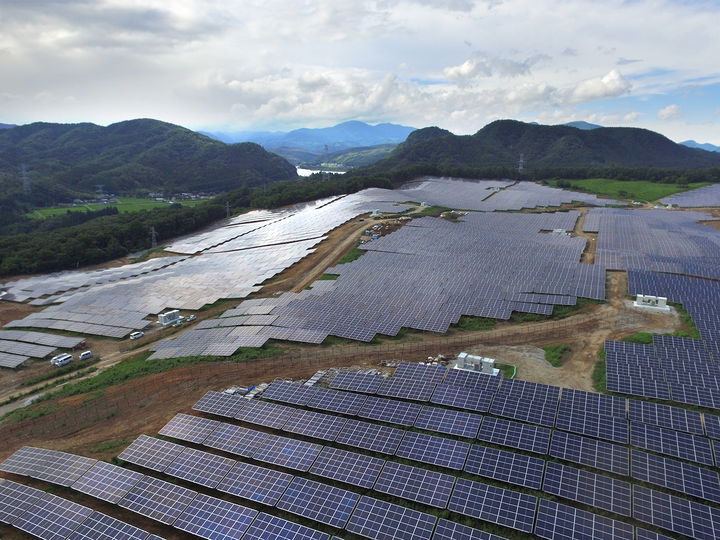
xmin=548 ymin=178 xmax=710 ymax=201
xmin=28 ymin=197 xmax=205 ymax=219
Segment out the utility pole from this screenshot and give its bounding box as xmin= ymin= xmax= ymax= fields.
xmin=226 ymin=201 xmax=231 ymax=219
xmin=150 ymin=226 xmax=158 ymax=249
xmin=20 ymin=164 xmax=30 ymax=195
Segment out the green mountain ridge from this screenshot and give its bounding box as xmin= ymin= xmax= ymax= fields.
xmin=358 ymin=120 xmax=720 ymax=173
xmin=0 ymin=119 xmax=298 ymax=203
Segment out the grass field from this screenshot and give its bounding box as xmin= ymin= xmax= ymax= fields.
xmin=548 ymin=178 xmax=710 ymax=201
xmin=28 ymin=197 xmax=205 ymax=218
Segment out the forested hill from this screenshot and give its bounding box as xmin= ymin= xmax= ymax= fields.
xmin=0 ymin=119 xmax=298 ymax=201
xmin=359 ymin=120 xmax=720 ymax=173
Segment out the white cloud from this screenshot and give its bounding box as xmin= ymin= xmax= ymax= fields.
xmin=568 ymin=70 xmax=631 ymax=103
xmin=657 ymin=104 xmax=680 ymax=120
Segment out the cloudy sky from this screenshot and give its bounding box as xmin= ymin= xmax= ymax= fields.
xmin=2 ymin=0 xmax=719 ymax=143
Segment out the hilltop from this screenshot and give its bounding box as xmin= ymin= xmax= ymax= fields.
xmin=358 ymin=120 xmax=720 ymax=172
xmin=0 ymin=119 xmax=298 ymax=204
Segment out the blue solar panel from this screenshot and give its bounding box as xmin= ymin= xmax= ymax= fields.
xmin=489 ymin=393 xmax=558 ymax=426
xmin=395 ymin=431 xmax=470 ymax=470
xmin=555 ymin=408 xmax=628 ymax=443
xmin=448 ymin=478 xmax=537 ymax=533
xmin=633 ymin=485 xmax=720 ymax=539
xmin=631 ymin=449 xmax=720 ymax=503
xmin=203 ymin=422 xmax=270 ymax=458
xmin=335 ymin=418 xmax=405 ymax=455
xmin=444 ymin=368 xmax=503 ymax=391
xmin=192 ymin=390 xmax=246 ymax=418
xmin=253 ymin=435 xmax=322 ymax=471
xmin=535 ymin=499 xmax=634 ymax=540
xmin=477 ymin=416 xmax=551 ymax=454
xmin=374 ymin=461 xmax=455 ymax=508
xmin=549 ymin=430 xmax=629 ymax=476
xmin=261 ymin=380 xmax=317 ymax=405
xmin=118 ymin=475 xmax=197 ymax=525
xmin=631 ymin=421 xmax=715 ymax=466
xmin=163 ymin=446 xmax=236 ymax=489
xmin=464 ymin=445 xmax=544 ymax=489
xmin=309 ymin=446 xmax=385 ymax=489
xmin=432 ymin=519 xmax=509 ymax=540
xmin=704 ymin=414 xmax=720 ymax=439
xmin=216 ymin=461 xmax=293 ymax=505
xmin=358 ymin=395 xmax=423 ymax=426
xmin=558 ymin=388 xmax=627 ymax=418
xmin=413 ymin=406 xmax=482 ymax=438
xmin=242 ymin=512 xmax=329 ymax=540
xmin=71 ymin=461 xmax=144 ymax=504
xmin=13 ymin=492 xmax=93 ymax=540
xmin=0 ymin=479 xmax=44 ymax=524
xmin=305 ymin=386 xmax=368 ymax=415
xmin=173 ymin=493 xmax=258 ymax=540
xmin=330 ymin=371 xmax=384 ymax=394
xmin=346 ymin=496 xmax=437 ymax=540
xmin=66 ymin=511 xmax=152 ymax=540
xmin=277 ymin=477 xmax=360 ymax=528
xmin=282 ymin=408 xmax=348 ymax=441
xmin=430 ymin=383 xmax=494 ymax=412
xmin=234 ymin=399 xmax=292 ymax=429
xmin=543 ymin=462 xmax=631 ymax=516
xmin=628 ymin=399 xmax=703 ymax=434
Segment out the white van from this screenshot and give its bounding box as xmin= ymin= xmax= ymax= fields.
xmin=50 ymin=353 xmax=73 ymax=367
xmin=78 ymin=350 xmax=93 ymax=361
xmin=129 ymin=331 xmax=144 ymax=340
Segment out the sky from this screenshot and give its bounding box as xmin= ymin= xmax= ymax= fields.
xmin=1 ymin=0 xmax=719 ymax=144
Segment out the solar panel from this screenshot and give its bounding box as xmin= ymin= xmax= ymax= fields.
xmin=631 ymin=449 xmax=720 ymax=503
xmin=282 ymin=408 xmax=348 ymax=441
xmin=444 ymin=367 xmax=504 ymax=390
xmin=631 ymin=421 xmax=715 ymax=466
xmin=358 ymin=396 xmax=423 ymax=426
xmin=329 ymin=370 xmax=384 ymax=394
xmin=234 ymin=398 xmax=291 ymax=429
xmin=13 ymin=492 xmax=94 ymax=540
xmin=306 ymin=386 xmax=368 ymax=415
xmin=430 ymin=383 xmax=494 ymax=412
xmin=0 ymin=446 xmax=97 ymax=487
xmin=277 ymin=476 xmax=360 ymax=528
xmin=261 ymin=380 xmax=316 ymax=405
xmin=163 ymin=446 xmax=236 ymax=488
xmin=373 ymin=460 xmax=455 ymax=508
xmin=395 ymin=431 xmax=470 ymax=470
xmin=71 ymin=461 xmax=144 ymax=504
xmin=346 ymin=496 xmax=437 ymax=540
xmin=633 ymin=485 xmax=720 ymax=539
xmin=448 ymin=478 xmax=537 ymax=532
xmin=413 ymin=406 xmax=482 ymax=438
xmin=118 ymin=475 xmax=197 ymax=525
xmin=192 ymin=390 xmax=246 ymax=418
xmin=464 ymin=444 xmax=544 ymax=490
xmin=66 ymin=511 xmax=152 ymax=540
xmin=558 ymin=388 xmax=627 ymax=418
xmin=377 ymin=376 xmax=438 ymax=401
xmin=203 ymin=422 xmax=271 ymax=458
xmin=0 ymin=479 xmax=44 ymax=524
xmin=117 ymin=435 xmax=185 ymax=472
xmin=335 ymin=418 xmax=405 ymax=455
xmin=549 ymin=430 xmax=629 ymax=476
xmin=489 ymin=393 xmax=557 ymax=427
xmin=309 ymin=446 xmax=385 ymax=489
xmin=158 ymin=413 xmax=219 ymax=444
xmin=253 ymin=434 xmax=322 ymax=471
xmin=242 ymin=512 xmax=330 ymax=540
xmin=635 ymin=528 xmax=675 ymax=540
xmin=172 ymin=492 xmax=258 ymax=540
xmin=216 ymin=461 xmax=293 ymax=505
xmin=543 ymin=461 xmax=631 ymax=516
xmin=432 ymin=519 xmax=509 ymax=540
xmin=476 ymin=416 xmax=551 ymax=454
xmin=534 ymin=499 xmax=634 ymax=540
xmin=705 ymin=414 xmax=720 ymax=439
xmin=555 ymin=408 xmax=628 ymax=444
xmin=628 ymin=399 xmax=704 ymax=434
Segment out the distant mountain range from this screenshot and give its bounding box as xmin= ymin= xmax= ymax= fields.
xmin=0 ymin=123 xmax=16 ymax=130
xmin=680 ymin=140 xmax=720 ymax=153
xmin=202 ymin=121 xmax=416 ymax=163
xmin=357 ymin=119 xmax=720 ymax=173
xmin=0 ymin=119 xmax=297 ymax=202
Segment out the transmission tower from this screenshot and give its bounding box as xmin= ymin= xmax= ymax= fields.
xmin=20 ymin=164 xmax=30 ymax=195
xmin=150 ymin=226 xmax=158 ymax=249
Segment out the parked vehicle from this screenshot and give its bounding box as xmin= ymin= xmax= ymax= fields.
xmin=78 ymin=350 xmax=93 ymax=361
xmin=187 ymin=314 xmax=197 ymax=322
xmin=129 ymin=331 xmax=145 ymax=340
xmin=50 ymin=353 xmax=73 ymax=367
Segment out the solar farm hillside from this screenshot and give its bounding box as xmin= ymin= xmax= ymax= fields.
xmin=1 ymin=176 xmax=720 ymax=540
